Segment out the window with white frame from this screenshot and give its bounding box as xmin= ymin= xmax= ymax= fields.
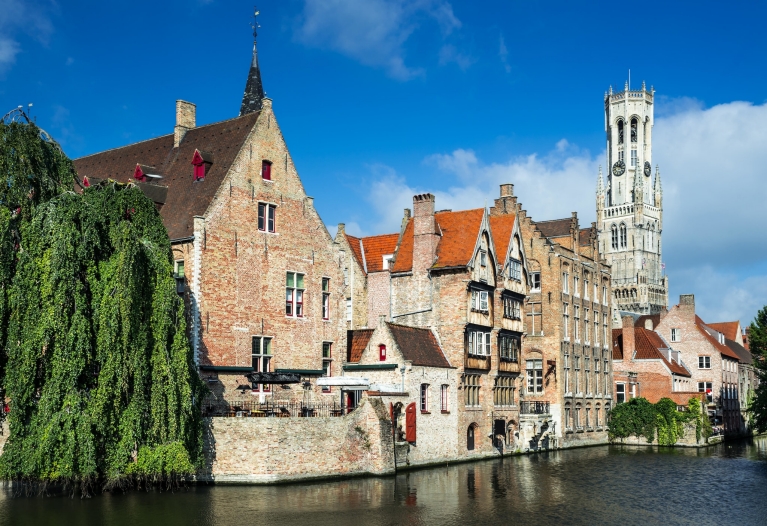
xmin=531 ymin=272 xmax=541 ymax=292
xmin=603 ymin=314 xmax=608 ymax=347
xmin=510 ymin=259 xmax=522 ymax=281
xmin=499 ymin=333 xmax=520 ymax=362
xmin=563 ymin=303 xmax=570 ymax=340
xmin=286 ymin=272 xmax=305 ymax=317
xmin=479 ymin=250 xmax=488 ymax=280
xmin=441 ymin=385 xmax=449 ymax=412
xmin=594 ymin=318 xmax=600 ymax=347
xmin=699 ymin=356 xmax=711 ymax=369
xmin=563 ymin=272 xmax=569 ymax=294
xmin=258 ymin=202 xmax=276 ymax=233
xmin=573 ymin=275 xmax=580 ymax=297
xmin=346 ymin=298 xmax=352 ymax=321
xmin=420 ymin=384 xmax=429 ymax=412
xmin=471 ymin=290 xmax=489 ymax=312
xmin=574 ymin=305 xmax=580 ymax=342
xmin=585 ymin=357 xmax=591 ymax=394
xmin=594 ymin=283 xmax=599 ymax=303
xmin=584 ymin=308 xmax=590 ymax=344
xmin=382 ymin=254 xmax=394 ymax=270
xmin=322 ymin=342 xmax=332 ymax=392
xmin=503 ymin=296 xmax=521 ymax=320
xmin=526 ymin=359 xmax=543 ymax=393
xmin=698 ymin=381 xmax=713 ymax=403
xmin=574 ymin=355 xmax=581 ymax=393
xmin=671 ymin=328 xmax=681 ymax=342
xmin=467 ymin=329 xmax=491 ymax=356
xmin=564 ymin=353 xmax=571 ymax=393
xmin=584 ymin=276 xmax=590 ymax=300
xmin=251 ymin=336 xmax=272 ymax=392
xmin=616 ymin=383 xmax=626 ymax=403
xmin=322 ymin=277 xmax=330 ymax=320
xmin=602 ymin=285 xmax=608 ymax=304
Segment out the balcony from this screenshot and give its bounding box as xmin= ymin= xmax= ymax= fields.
xmin=465 ymin=353 xmax=491 ymax=371
xmin=520 ymin=401 xmax=550 ymax=415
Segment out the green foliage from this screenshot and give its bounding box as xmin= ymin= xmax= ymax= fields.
xmin=748 ymin=306 xmax=767 ymax=433
xmin=608 ymin=397 xmax=708 ymax=445
xmin=0 ymin=120 xmax=205 ymax=494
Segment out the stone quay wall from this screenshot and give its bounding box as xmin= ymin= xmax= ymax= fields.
xmin=199 ymin=396 xmax=395 ymax=483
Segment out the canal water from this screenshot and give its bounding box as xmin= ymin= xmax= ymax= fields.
xmin=1 ymin=436 xmax=766 ymax=526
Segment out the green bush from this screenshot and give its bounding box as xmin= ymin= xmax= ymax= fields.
xmin=608 ymin=396 xmax=707 ymax=445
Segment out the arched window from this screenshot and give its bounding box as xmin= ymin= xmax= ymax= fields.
xmin=611 ymin=224 xmax=618 ymax=250
xmin=467 ymin=423 xmax=477 ymax=451
xmin=631 ymin=118 xmax=638 ymax=143
xmin=619 ymin=223 xmax=627 ymax=248
xmin=617 ymin=120 xmax=624 ymax=144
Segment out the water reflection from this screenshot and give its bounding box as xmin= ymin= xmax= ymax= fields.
xmin=0 ymin=437 xmax=765 ymax=526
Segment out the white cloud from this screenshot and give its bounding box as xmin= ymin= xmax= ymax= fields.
xmin=358 ymin=99 xmax=767 ymax=324
xmin=438 ymin=44 xmax=474 ymax=70
xmin=295 ymin=0 xmax=460 ymax=80
xmin=499 ymin=34 xmax=510 ymax=73
xmin=0 ymin=0 xmax=54 ymax=73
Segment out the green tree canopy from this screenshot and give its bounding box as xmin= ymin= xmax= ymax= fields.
xmin=748 ymin=306 xmax=767 ymax=432
xmin=0 ymin=119 xmax=204 ymax=494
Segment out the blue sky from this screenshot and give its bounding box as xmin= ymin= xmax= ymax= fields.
xmin=2 ymin=0 xmax=766 ymax=327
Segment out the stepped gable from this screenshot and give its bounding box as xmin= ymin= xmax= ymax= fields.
xmin=535 ymin=218 xmax=571 ymax=239
xmin=696 ymin=316 xmax=741 ymax=360
xmin=347 ymin=329 xmax=374 ymax=363
xmin=707 ymin=321 xmax=740 ymax=342
xmin=578 ymin=228 xmax=592 ymax=246
xmin=489 ymin=213 xmax=517 ymax=261
xmin=73 ymin=112 xmax=260 ymax=240
xmin=387 ymin=323 xmax=451 ymax=368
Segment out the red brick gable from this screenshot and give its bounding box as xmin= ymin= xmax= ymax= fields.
xmin=613 ymin=327 xmax=691 ymax=377
xmin=695 ymin=316 xmax=740 ymax=360
xmin=489 ymin=213 xmax=516 ymax=262
xmin=74 ymin=112 xmax=260 ymax=240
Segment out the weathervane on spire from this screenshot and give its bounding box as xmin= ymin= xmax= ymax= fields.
xmin=251 ymin=7 xmax=260 ymax=42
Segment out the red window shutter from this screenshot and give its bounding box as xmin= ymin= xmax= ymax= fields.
xmin=389 ymin=402 xmax=394 ymax=423
xmin=405 ymin=402 xmax=417 ymax=443
xmin=193 ymin=163 xmax=205 ymax=181
xmin=262 ymin=160 xmax=271 ymax=180
xmin=133 ymin=164 xmax=145 ymax=182
xmin=379 ymin=344 xmax=386 ymax=361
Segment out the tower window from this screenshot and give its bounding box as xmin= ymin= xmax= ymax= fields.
xmin=611 ymin=224 xmax=618 ymax=250
xmin=619 ymin=224 xmax=627 ymax=249
xmin=631 ymin=118 xmax=638 ymax=142
xmin=631 ymin=149 xmax=637 ymax=167
xmin=617 ymin=120 xmax=624 ymax=144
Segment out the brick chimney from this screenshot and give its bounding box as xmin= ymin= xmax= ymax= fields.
xmin=679 ymin=294 xmax=695 ymax=319
xmin=622 ymin=315 xmax=635 ymax=359
xmin=491 ymin=183 xmax=517 ymax=216
xmin=412 ymin=194 xmax=438 ymax=273
xmin=175 ymin=100 xmax=196 ymax=148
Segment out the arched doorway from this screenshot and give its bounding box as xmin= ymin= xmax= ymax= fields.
xmin=467 ymin=423 xmax=478 ymax=451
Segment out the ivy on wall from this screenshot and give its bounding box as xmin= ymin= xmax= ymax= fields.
xmin=607 ymin=396 xmax=710 ymax=445
xmin=0 ymin=120 xmax=205 ymax=494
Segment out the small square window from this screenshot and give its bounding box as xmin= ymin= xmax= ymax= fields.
xmin=262 ymin=160 xmax=272 ymax=180
xmin=698 ymin=356 xmax=711 ymax=369
xmin=531 ymin=272 xmax=541 ymax=292
xmin=671 ymin=328 xmax=681 ymax=342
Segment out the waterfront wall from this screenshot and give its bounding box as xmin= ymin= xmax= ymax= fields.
xmin=199 ymin=396 xmax=395 ymax=483
xmin=611 ymin=422 xmax=708 ymax=448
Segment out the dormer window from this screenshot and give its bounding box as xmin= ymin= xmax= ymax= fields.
xmin=192 ymin=150 xmax=213 ymax=182
xmin=379 ymin=344 xmax=387 ymax=361
xmin=134 ymin=164 xmax=146 ymax=182
xmin=262 ymin=160 xmax=272 ymax=181
xmin=382 ymin=254 xmax=394 ymax=270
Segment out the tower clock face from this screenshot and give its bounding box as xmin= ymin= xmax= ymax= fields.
xmin=644 ymin=161 xmax=651 ymax=176
xmin=612 ymin=161 xmax=625 ymax=176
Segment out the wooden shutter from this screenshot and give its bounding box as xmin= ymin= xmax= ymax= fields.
xmin=405 ymin=402 xmax=416 ymax=443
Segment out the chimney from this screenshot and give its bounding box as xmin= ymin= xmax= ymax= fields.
xmin=644 ymin=318 xmax=654 ymax=330
xmin=679 ymin=294 xmax=695 ymax=318
xmin=412 ymin=194 xmax=438 ymax=273
xmin=500 ymin=183 xmax=514 ymax=197
xmin=175 ymin=100 xmax=196 ymax=148
xmin=622 ymin=315 xmax=636 ymax=359
xmin=337 ymin=223 xmax=345 ymax=235
xmin=491 ymin=183 xmax=517 ymax=216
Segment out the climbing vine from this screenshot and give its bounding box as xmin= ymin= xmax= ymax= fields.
xmin=607 ymin=396 xmax=710 ymax=445
xmin=0 ymin=119 xmax=205 ymax=495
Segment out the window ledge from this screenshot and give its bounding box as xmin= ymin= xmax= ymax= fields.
xmin=441 ymin=410 xmax=450 ymax=414
xmin=565 ymin=428 xmax=574 ymax=434
xmin=420 ymin=411 xmax=431 ymax=415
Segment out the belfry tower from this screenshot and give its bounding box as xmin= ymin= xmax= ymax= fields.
xmin=596 ymin=81 xmax=668 ymax=316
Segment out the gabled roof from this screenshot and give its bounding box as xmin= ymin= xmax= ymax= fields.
xmin=578 ymin=228 xmax=592 ymax=247
xmin=386 ymin=323 xmax=451 ymax=368
xmin=347 ymin=329 xmax=374 ymax=363
xmin=362 ymin=233 xmax=399 ymax=273
xmin=489 ymin=213 xmax=517 ymax=264
xmin=707 ymin=321 xmax=741 ymax=342
xmin=695 ymin=316 xmax=741 ymax=360
xmin=535 ymin=218 xmax=571 ymax=239
xmin=344 ymin=233 xmax=365 ymax=272
xmin=74 ymin=112 xmax=260 ymax=240
xmin=612 ymin=327 xmax=691 ymax=376
xmin=725 ymin=339 xmax=752 ymax=365
xmin=391 ymin=208 xmax=485 ymax=273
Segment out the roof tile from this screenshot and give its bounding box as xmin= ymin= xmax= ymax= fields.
xmin=387 ymin=323 xmax=451 ymax=368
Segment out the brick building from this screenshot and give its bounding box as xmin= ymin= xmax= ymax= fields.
xmin=612 ymin=315 xmax=699 ymax=405
xmin=74 ymin=34 xmax=348 ymax=404
xmin=654 ymin=295 xmax=742 ymax=434
xmin=489 ymin=185 xmax=614 ymax=447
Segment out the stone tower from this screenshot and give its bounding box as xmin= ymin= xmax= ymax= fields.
xmin=596 ymin=81 xmax=668 ymax=315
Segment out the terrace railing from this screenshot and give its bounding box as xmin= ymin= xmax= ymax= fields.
xmin=202 ymin=399 xmax=355 ymax=418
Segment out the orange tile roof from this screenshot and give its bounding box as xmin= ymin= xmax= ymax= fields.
xmin=344 ymin=233 xmax=365 ymax=272
xmin=362 ymin=233 xmax=399 ymax=273
xmin=346 ymin=329 xmax=374 ymax=363
xmin=707 ymin=321 xmax=740 ymax=342
xmin=391 ymin=208 xmax=485 ymax=273
xmin=489 ymin=214 xmax=516 ymax=263
xmin=695 ymin=316 xmax=741 ymax=360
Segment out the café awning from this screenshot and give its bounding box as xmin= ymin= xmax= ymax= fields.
xmin=246 ymin=371 xmax=301 ymax=385
xmin=316 ymin=377 xmax=369 ymax=388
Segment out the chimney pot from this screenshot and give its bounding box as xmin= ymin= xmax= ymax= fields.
xmin=500 ymin=183 xmax=514 ymax=197
xmin=337 ymin=223 xmax=345 ymax=235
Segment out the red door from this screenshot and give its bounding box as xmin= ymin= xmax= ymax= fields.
xmin=405 ymin=402 xmax=417 ymax=443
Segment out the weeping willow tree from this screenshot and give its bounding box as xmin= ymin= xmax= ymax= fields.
xmin=0 ymin=117 xmax=205 ymax=494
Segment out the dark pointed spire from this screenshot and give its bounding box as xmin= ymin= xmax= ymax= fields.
xmin=239 ymin=8 xmax=265 ymax=116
